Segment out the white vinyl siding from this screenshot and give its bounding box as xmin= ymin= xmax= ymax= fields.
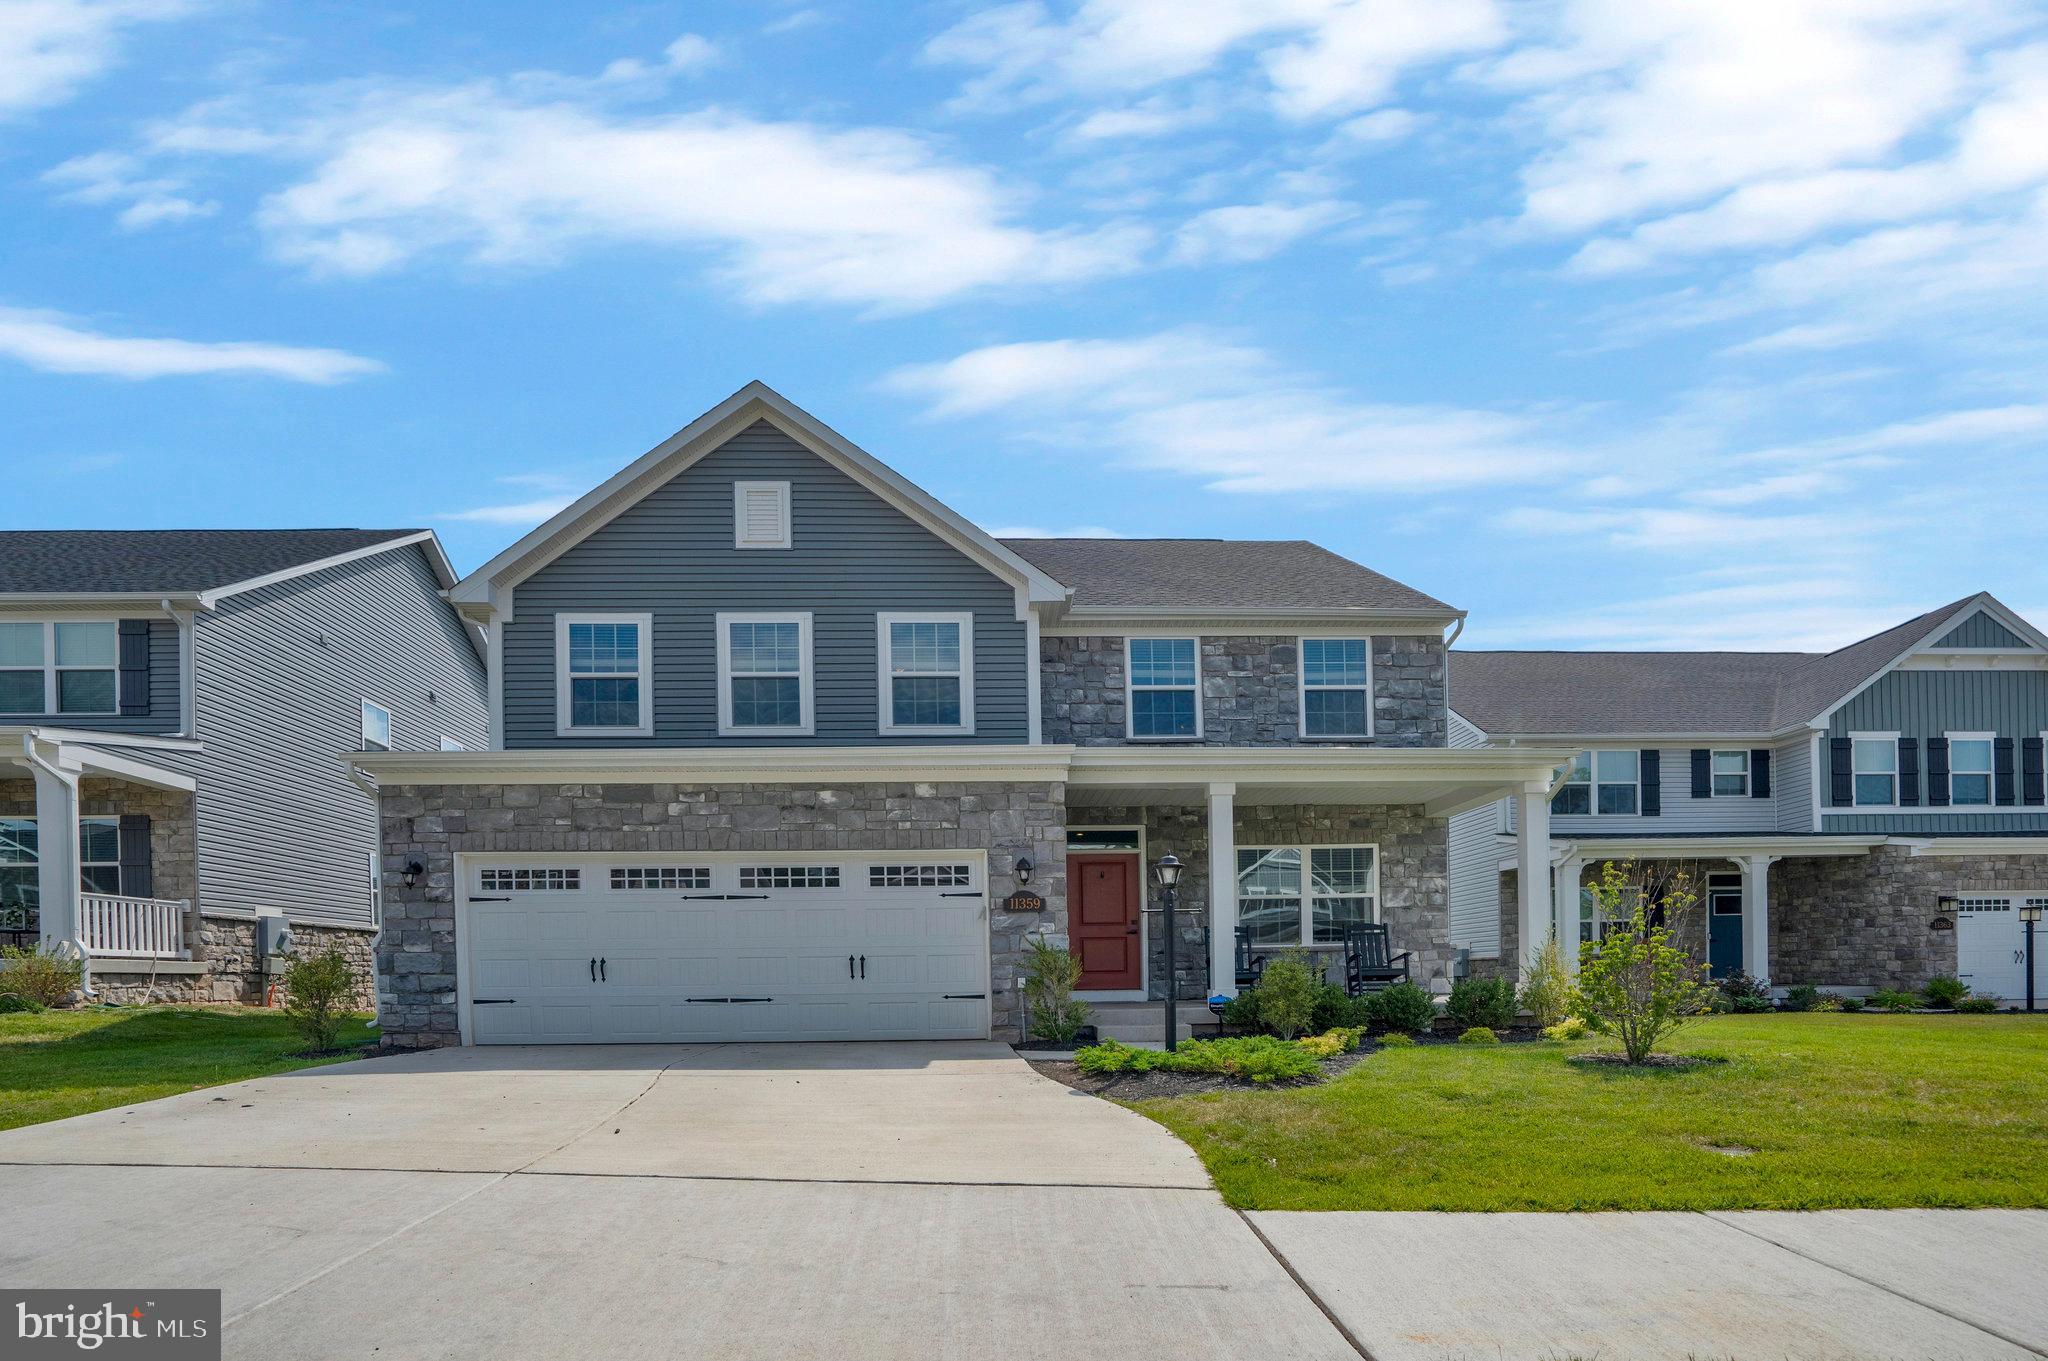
xmin=555 ymin=613 xmax=655 ymax=737
xmin=877 ymin=612 xmax=974 ymax=735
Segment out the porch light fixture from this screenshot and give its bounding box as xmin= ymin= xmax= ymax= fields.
xmin=2023 ymin=901 xmax=2042 ymax=1014
xmin=402 ymin=861 xmax=425 ymax=890
xmin=1153 ymin=854 xmax=1186 ymax=1051
xmin=1014 ymin=855 xmax=1033 ymax=885
xmin=1152 ymin=853 xmax=1183 ymax=888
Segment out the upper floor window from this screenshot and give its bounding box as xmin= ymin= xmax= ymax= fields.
xmin=361 ymin=700 xmax=392 ymax=752
xmin=1300 ymin=638 xmax=1370 ymax=738
xmin=733 ymin=480 xmax=792 ymax=549
xmin=1711 ymin=749 xmax=1749 ymax=797
xmin=1552 ymin=750 xmax=1639 ymax=815
xmin=0 ymin=621 xmax=117 ymax=715
xmin=556 ymin=613 xmax=654 ymax=737
xmin=1852 ymin=734 xmax=1898 ymax=807
xmin=878 ymin=612 xmax=973 ymax=734
xmin=718 ymin=613 xmax=813 ymax=736
xmin=1127 ymin=637 xmax=1199 ymax=739
xmin=1947 ymin=733 xmax=1994 ymax=806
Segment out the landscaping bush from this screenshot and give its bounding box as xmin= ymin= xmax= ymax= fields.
xmin=1248 ymin=955 xmax=1320 ymax=1039
xmin=1458 ymin=1026 xmax=1500 ymax=1044
xmin=1375 ymin=1032 xmax=1416 ymax=1047
xmin=1447 ymin=976 xmax=1518 ymax=1030
xmin=281 ymin=947 xmax=357 ymax=1052
xmin=1518 ymin=935 xmax=1579 ymax=1028
xmin=1812 ymin=992 xmax=1846 ymax=1012
xmin=1956 ymin=996 xmax=1999 ymax=1014
xmin=1870 ymin=988 xmax=1920 ymax=1013
xmin=1298 ymin=1026 xmax=1366 ymax=1058
xmin=1219 ymin=989 xmax=1262 ymax=1031
xmin=1543 ymin=1016 xmax=1589 ymax=1042
xmin=0 ymin=992 xmax=45 ymax=1014
xmin=1839 ymin=995 xmax=1866 ymax=1012
xmin=1922 ymin=975 xmax=1970 ymax=1009
xmin=1783 ymin=983 xmax=1823 ymax=1013
xmin=1366 ymin=981 xmax=1438 ymax=1035
xmin=1310 ymin=984 xmax=1375 ymax=1032
xmin=1023 ymin=937 xmax=1092 ymax=1045
xmin=1171 ymin=1036 xmax=1320 ymax=1082
xmin=1573 ymin=861 xmax=1718 ymax=1064
xmin=1074 ymin=1039 xmax=1169 ymax=1075
xmin=0 ymin=944 xmax=83 ymax=1009
xmin=1716 ymin=972 xmax=1774 ymax=1013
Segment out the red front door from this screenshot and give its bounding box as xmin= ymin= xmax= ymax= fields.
xmin=1071 ymin=855 xmax=1141 ymax=990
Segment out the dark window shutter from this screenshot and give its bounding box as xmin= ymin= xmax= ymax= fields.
xmin=117 ymin=814 xmax=153 ymax=899
xmin=2023 ymin=737 xmax=2045 ymax=806
xmin=117 ymin=620 xmax=151 ymax=716
xmin=1640 ymin=748 xmax=1661 ymax=816
xmin=1898 ymin=739 xmax=1920 ymax=807
xmin=1829 ymin=738 xmax=1853 ymax=806
xmin=1995 ymin=737 xmax=2016 ymax=806
xmin=1690 ymin=749 xmax=1712 ymax=799
xmin=1927 ymin=737 xmax=1950 ymax=807
xmin=1750 ymin=748 xmax=1771 ymax=799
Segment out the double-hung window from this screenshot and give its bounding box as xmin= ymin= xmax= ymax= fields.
xmin=556 ymin=613 xmax=654 ymax=737
xmin=1851 ymin=734 xmax=1898 ymax=807
xmin=877 ymin=612 xmax=973 ymax=734
xmin=1551 ymin=750 xmax=1639 ymax=815
xmin=0 ymin=817 xmax=121 ymax=930
xmin=1947 ymin=733 xmax=1994 ymax=806
xmin=1711 ymin=750 xmax=1749 ymax=797
xmin=1299 ymin=637 xmax=1371 ymax=738
xmin=0 ymin=621 xmax=118 ymax=715
xmin=1127 ymin=637 xmax=1199 ymax=739
xmin=718 ymin=613 xmax=812 ymax=736
xmin=1235 ymin=845 xmax=1378 ymax=947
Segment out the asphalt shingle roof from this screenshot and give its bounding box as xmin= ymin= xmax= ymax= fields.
xmin=997 ymin=538 xmax=1457 ymax=613
xmin=0 ymin=530 xmax=423 ymax=595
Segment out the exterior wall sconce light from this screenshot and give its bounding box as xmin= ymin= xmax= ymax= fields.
xmin=1930 ymin=895 xmax=1956 ymax=932
xmin=1014 ymin=855 xmax=1033 ymax=885
xmin=402 ymin=861 xmax=425 ymax=890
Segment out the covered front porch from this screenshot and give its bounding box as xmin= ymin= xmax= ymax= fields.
xmin=1065 ymin=745 xmax=1572 ymax=1001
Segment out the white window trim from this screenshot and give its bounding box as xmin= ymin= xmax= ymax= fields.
xmin=1234 ymin=842 xmax=1381 ymax=948
xmin=367 ymin=849 xmax=384 ymax=928
xmin=876 ymin=611 xmax=974 ymax=736
xmin=555 ymin=612 xmax=655 ymax=738
xmin=717 ymin=611 xmax=815 ymax=737
xmin=1709 ymin=748 xmax=1750 ymax=798
xmin=1 ymin=815 xmax=122 ymax=897
xmin=1124 ymin=633 xmax=1203 ymax=741
xmin=1849 ymin=730 xmax=1902 ymax=810
xmin=1552 ymin=749 xmax=1642 ymax=817
xmin=0 ymin=619 xmax=120 ymax=717
xmin=360 ymin=699 xmax=393 ymax=752
xmin=733 ymin=480 xmax=793 ymax=550
xmin=1945 ymin=730 xmax=1996 ymax=808
xmin=1297 ymin=635 xmax=1374 ymax=740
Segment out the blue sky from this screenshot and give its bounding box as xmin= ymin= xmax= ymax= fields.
xmin=5 ymin=0 xmax=2046 ymax=650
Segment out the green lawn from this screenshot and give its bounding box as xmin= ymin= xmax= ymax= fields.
xmin=1134 ymin=1014 xmax=2048 ymax=1211
xmin=0 ymin=1006 xmax=378 ymax=1132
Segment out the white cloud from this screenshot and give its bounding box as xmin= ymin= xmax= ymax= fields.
xmin=128 ymin=76 xmax=1147 ymax=311
xmin=597 ymin=33 xmax=721 ymax=84
xmin=0 ymin=0 xmax=188 ymax=119
xmin=0 ymin=304 xmax=383 ymax=382
xmin=43 ymin=149 xmax=215 ymax=228
xmin=886 ymin=329 xmax=1574 ymax=493
xmin=439 ymin=496 xmax=576 ymax=526
xmin=1169 ymin=197 xmax=1351 ymax=263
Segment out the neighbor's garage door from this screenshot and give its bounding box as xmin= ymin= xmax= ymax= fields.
xmin=461 ymin=853 xmax=990 ymax=1043
xmin=1954 ymin=894 xmax=2048 ymax=1004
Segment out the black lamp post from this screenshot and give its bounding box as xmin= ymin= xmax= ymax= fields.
xmin=2022 ymin=900 xmax=2041 ymax=1014
xmin=1153 ymin=854 xmax=1184 ymax=1052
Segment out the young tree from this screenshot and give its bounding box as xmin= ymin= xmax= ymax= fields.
xmin=1517 ymin=933 xmax=1579 ymax=1029
xmin=282 ymin=947 xmax=358 ymax=1052
xmin=1022 ymin=936 xmax=1092 ymax=1044
xmin=1574 ymin=861 xmax=1718 ymax=1064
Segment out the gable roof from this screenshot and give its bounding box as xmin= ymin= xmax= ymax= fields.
xmin=0 ymin=529 xmax=438 ymax=597
xmin=1454 ymin=593 xmax=2043 ymax=737
xmin=448 ymin=382 xmax=1067 ymax=609
xmin=998 ymin=538 xmax=1458 ymax=615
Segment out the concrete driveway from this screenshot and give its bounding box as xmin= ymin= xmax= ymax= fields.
xmin=0 ymin=1042 xmax=1354 ymax=1361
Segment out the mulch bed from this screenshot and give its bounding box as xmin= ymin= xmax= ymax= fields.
xmin=1027 ymin=1048 xmax=1374 ymax=1098
xmin=1568 ymin=1051 xmax=1726 ymax=1070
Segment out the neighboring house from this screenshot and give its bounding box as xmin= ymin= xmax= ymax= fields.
xmin=355 ymin=383 xmax=1563 ymax=1048
xmin=1 ymin=530 xmax=488 ymax=1003
xmin=1448 ymin=594 xmax=2048 ymax=1004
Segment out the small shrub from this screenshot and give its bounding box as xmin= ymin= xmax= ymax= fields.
xmin=1310 ymin=984 xmax=1375 ymax=1033
xmin=1250 ymin=955 xmax=1319 ymax=1040
xmin=1297 ymin=1026 xmax=1367 ymax=1058
xmin=1573 ymin=861 xmax=1718 ymax=1064
xmin=1870 ymin=987 xmax=1919 ymax=1013
xmin=1367 ymin=981 xmax=1438 ymax=1035
xmin=1219 ymin=989 xmax=1262 ymax=1031
xmin=1956 ymin=996 xmax=1999 ymax=1014
xmin=1839 ymin=995 xmax=1865 ymax=1012
xmin=0 ymin=992 xmax=45 ymax=1014
xmin=1518 ymin=935 xmax=1580 ymax=1028
xmin=1782 ymin=983 xmax=1823 ymax=1013
xmin=1717 ymin=972 xmax=1775 ymax=1013
xmin=1448 ymin=977 xmax=1518 ymax=1030
xmin=1812 ymin=992 xmax=1845 ymax=1012
xmin=1543 ymin=1016 xmax=1589 ymax=1042
xmin=1023 ymin=937 xmax=1092 ymax=1044
xmin=0 ymin=944 xmax=83 ymax=1008
xmin=1458 ymin=1026 xmax=1500 ymax=1045
xmin=1922 ymin=975 xmax=1969 ymax=1009
xmin=1074 ymin=1039 xmax=1167 ymax=1074
xmin=282 ymin=946 xmax=357 ymax=1052
xmin=1375 ymin=1031 xmax=1416 ymax=1047
xmin=1169 ymin=1035 xmax=1320 ymax=1083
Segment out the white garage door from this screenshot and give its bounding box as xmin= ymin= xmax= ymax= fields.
xmin=461 ymin=853 xmax=990 ymax=1044
xmin=1955 ymin=894 xmax=2048 ymax=1005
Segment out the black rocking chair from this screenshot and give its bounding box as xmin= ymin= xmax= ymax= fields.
xmin=1209 ymin=926 xmax=1267 ymax=1017
xmin=1343 ymin=923 xmax=1412 ymax=995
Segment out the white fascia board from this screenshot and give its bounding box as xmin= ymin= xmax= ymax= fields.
xmin=3 ymin=725 xmax=203 ymax=752
xmin=348 ymin=743 xmax=1077 ymax=787
xmin=1068 ymin=744 xmax=1576 ymax=789
xmin=448 ymin=382 xmax=1069 ymax=608
xmin=1902 ymin=836 xmax=2048 ymax=857
xmin=0 ymin=593 xmax=205 ymax=613
xmin=1484 ymin=731 xmax=1781 ymax=746
xmin=199 ymin=531 xmax=440 ymax=607
xmin=5 ymin=729 xmax=199 ymax=790
xmin=1544 ymin=835 xmax=1886 ymax=862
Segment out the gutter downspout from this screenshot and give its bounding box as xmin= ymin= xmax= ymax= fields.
xmin=22 ymin=734 xmax=91 ymax=999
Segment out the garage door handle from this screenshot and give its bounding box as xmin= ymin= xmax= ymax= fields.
xmin=942 ymin=994 xmax=986 ymax=1000
xmin=473 ymin=998 xmax=516 ymax=1005
xmin=600 ymin=957 xmax=607 ymax=981
xmin=860 ymin=954 xmax=866 ymax=979
xmin=589 ymin=957 xmax=596 ymax=982
xmin=848 ymin=954 xmax=856 ymax=979
xmin=470 ymin=896 xmax=511 ymax=903
xmin=940 ymin=891 xmax=983 ymax=898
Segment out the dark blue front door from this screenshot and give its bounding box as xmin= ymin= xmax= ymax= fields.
xmin=1708 ymin=891 xmax=1743 ymax=978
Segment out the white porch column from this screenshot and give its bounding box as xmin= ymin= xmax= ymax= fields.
xmin=1552 ymin=854 xmax=1585 ymax=976
xmin=28 ymin=751 xmax=82 ymax=954
xmin=1206 ymin=781 xmax=1237 ymax=998
xmin=1515 ymin=784 xmax=1553 ymax=978
xmin=1741 ymin=854 xmax=1779 ymax=983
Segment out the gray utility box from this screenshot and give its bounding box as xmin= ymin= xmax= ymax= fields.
xmin=257 ymin=914 xmax=294 ymax=966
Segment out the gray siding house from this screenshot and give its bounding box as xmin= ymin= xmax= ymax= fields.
xmin=359 ymin=383 xmax=1561 ymax=1048
xmin=1448 ymin=594 xmax=2048 ymax=1004
xmin=1 ymin=530 xmax=487 ymax=1003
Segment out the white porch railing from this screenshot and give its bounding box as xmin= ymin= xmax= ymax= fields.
xmin=79 ymin=894 xmax=190 ymax=960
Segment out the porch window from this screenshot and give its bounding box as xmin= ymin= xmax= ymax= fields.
xmin=878 ymin=613 xmax=973 ymax=734
xmin=1127 ymin=637 xmax=1199 ymax=739
xmin=1551 ymin=750 xmax=1639 ymax=815
xmin=1235 ymin=844 xmax=1378 ymax=946
xmin=0 ymin=817 xmax=123 ymax=932
xmin=1300 ymin=638 xmax=1371 ymax=738
xmin=718 ymin=613 xmax=812 ymax=735
xmin=0 ymin=621 xmax=118 ymax=715
xmin=557 ymin=613 xmax=654 ymax=736
xmin=1852 ymin=735 xmax=1898 ymax=806
xmin=1947 ymin=734 xmax=1994 ymax=806
xmin=1711 ymin=750 xmax=1749 ymax=797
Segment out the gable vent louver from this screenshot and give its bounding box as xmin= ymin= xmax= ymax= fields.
xmin=734 ymin=480 xmax=792 ymax=549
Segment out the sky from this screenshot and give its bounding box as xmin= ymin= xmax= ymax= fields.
xmin=4 ymin=0 xmax=2046 ymax=652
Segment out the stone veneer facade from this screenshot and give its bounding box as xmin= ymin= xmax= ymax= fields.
xmin=1040 ymin=635 xmax=1447 ymax=747
xmin=374 ymin=780 xmax=1068 ymax=1049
